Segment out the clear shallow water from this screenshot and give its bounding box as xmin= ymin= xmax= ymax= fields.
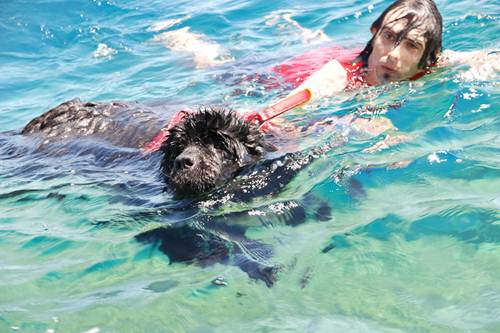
xmin=1 ymin=0 xmax=499 ymax=332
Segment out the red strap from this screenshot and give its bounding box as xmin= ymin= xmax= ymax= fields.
xmin=409 ymin=68 xmax=429 ymax=81
xmin=143 ymin=110 xmax=188 ymax=153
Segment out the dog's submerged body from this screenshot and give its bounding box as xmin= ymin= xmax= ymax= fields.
xmin=22 ymin=99 xmax=164 ymax=149
xmin=20 ymin=98 xmax=332 ymax=286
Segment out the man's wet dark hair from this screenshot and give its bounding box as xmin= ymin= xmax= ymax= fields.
xmin=357 ymin=0 xmax=443 ymax=69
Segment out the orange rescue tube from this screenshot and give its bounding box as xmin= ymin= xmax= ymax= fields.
xmin=256 ymin=88 xmax=312 ymax=123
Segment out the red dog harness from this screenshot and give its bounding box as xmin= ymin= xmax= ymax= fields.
xmin=143 ymin=110 xmax=188 ymax=153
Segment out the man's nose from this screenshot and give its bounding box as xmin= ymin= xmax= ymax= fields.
xmin=386 ymin=44 xmax=402 ymax=63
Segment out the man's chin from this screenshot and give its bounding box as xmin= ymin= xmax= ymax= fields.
xmin=368 ymin=69 xmax=396 ymax=85
xmin=382 ymin=73 xmax=393 ymax=82
xmin=377 ymin=71 xmax=401 ymax=84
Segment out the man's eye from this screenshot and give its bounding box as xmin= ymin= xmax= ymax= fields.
xmin=406 ymin=40 xmax=419 ymax=50
xmin=383 ymin=31 xmax=395 ymax=41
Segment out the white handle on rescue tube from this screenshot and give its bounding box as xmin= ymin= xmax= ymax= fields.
xmin=290 ymin=59 xmax=347 ymax=100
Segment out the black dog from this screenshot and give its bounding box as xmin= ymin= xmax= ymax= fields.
xmin=21 ymin=98 xmax=332 ymax=286
xmin=21 ymin=98 xmax=274 ymax=195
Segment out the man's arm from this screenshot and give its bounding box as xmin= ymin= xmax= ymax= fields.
xmin=438 ymin=49 xmax=499 ymax=81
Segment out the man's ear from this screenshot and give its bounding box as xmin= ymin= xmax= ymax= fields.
xmin=370 ymin=26 xmax=378 ymax=35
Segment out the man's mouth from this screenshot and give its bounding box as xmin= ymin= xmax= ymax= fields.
xmin=381 ymin=65 xmax=397 ymax=74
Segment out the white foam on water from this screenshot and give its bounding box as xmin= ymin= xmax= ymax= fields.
xmin=153 ymin=27 xmax=234 ymax=68
xmin=147 ymin=16 xmax=189 ymax=32
xmin=265 ymin=10 xmax=330 ymax=44
xmin=445 ymin=50 xmax=500 ymax=82
xmin=81 ymin=328 xmax=100 ymax=333
xmin=428 ymin=151 xmax=448 ymax=164
xmin=92 ymin=43 xmax=116 ymax=59
xmin=282 ymin=13 xmax=331 ymax=43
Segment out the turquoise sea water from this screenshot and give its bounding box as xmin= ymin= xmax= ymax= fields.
xmin=1 ymin=0 xmax=499 ymax=332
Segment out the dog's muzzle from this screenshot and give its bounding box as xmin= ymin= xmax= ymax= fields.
xmin=168 ymin=145 xmax=224 ymax=195
xmin=173 ymin=146 xmax=201 ymax=172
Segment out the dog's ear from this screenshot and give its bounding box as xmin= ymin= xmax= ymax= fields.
xmin=241 ymin=122 xmax=277 ymax=155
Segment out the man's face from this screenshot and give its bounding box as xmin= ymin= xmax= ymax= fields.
xmin=366 ymin=9 xmax=426 ymax=85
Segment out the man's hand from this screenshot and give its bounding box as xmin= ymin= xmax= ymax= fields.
xmin=363 ymin=133 xmax=413 ymax=153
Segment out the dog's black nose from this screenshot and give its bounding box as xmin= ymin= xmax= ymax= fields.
xmin=174 ymin=155 xmax=195 ymax=171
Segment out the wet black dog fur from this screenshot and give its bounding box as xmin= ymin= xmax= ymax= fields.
xmin=159 ymin=107 xmax=274 ymax=195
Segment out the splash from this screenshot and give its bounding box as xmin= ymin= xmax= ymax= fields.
xmin=265 ymin=10 xmax=330 ymax=44
xmin=93 ymin=43 xmax=116 ymax=59
xmin=153 ymin=27 xmax=234 ymax=68
xmin=428 ymin=151 xmax=448 ymax=164
xmin=444 ymin=50 xmax=500 ymax=82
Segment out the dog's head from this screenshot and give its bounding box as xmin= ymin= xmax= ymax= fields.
xmin=160 ymin=107 xmax=274 ymax=195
